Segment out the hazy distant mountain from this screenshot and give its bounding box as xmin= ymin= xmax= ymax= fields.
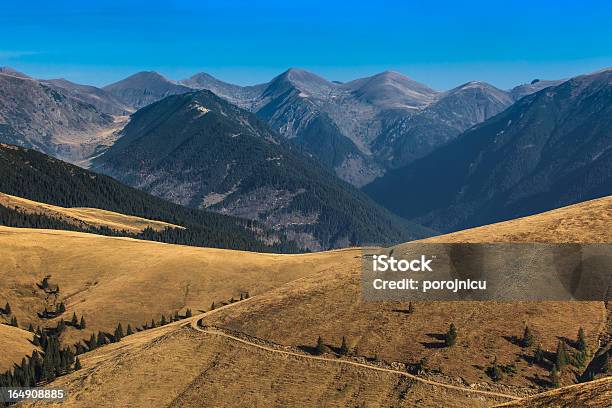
xmin=374 ymin=81 xmax=514 ymax=167
xmin=0 ymin=72 xmax=115 ymax=162
xmin=92 ymin=89 xmax=431 ymax=250
xmin=340 ymin=70 xmax=437 ymax=109
xmin=103 ymin=71 xmax=192 ymax=109
xmin=365 ymin=69 xmax=612 ymax=232
xmin=180 ymin=72 xmax=266 ymax=108
xmin=180 ymin=69 xmax=515 ymax=186
xmin=510 ymin=78 xmax=566 ymax=100
xmin=42 ymin=78 xmax=133 ymax=115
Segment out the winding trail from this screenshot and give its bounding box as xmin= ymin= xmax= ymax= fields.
xmin=182 ymin=299 xmax=520 ymax=402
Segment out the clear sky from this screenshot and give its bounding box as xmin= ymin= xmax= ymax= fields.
xmin=2 ymin=0 xmax=611 ymax=90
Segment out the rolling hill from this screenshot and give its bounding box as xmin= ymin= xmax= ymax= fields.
xmin=0 ymin=324 xmax=38 ymax=372
xmin=3 ymin=196 xmax=610 ymax=407
xmin=0 ymin=192 xmax=181 ymax=233
xmin=365 ymin=69 xmax=612 ymax=233
xmin=91 ymin=89 xmax=431 ymax=250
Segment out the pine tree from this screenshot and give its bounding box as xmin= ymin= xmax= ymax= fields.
xmin=88 ymin=333 xmax=97 ymax=350
xmin=4 ymin=302 xmax=11 ymax=314
xmin=245 ymin=292 xmax=250 ymax=299
xmin=10 ymin=316 xmax=18 ymax=327
xmin=79 ymin=316 xmax=86 ymax=330
xmin=74 ymin=357 xmax=82 ymax=370
xmin=445 ymin=323 xmax=457 ymax=347
xmin=210 ymin=302 xmax=215 ymax=311
xmin=186 ymin=308 xmax=193 ymax=318
xmin=549 ymin=364 xmax=561 ymax=388
xmin=534 ymin=344 xmax=545 ymax=365
xmin=114 ymin=323 xmax=124 ymax=342
xmin=96 ymin=332 xmax=105 ymax=347
xmin=576 ymin=328 xmax=587 ymax=351
xmin=160 ymin=315 xmax=167 ymax=326
xmin=315 ymin=336 xmax=326 ymax=355
xmin=71 ymin=312 xmax=78 ymax=326
xmin=56 ymin=319 xmax=65 ymax=332
xmin=339 ymin=336 xmax=349 ymax=355
xmin=487 ymin=357 xmax=503 ymax=381
xmin=555 ymin=340 xmax=570 ymax=369
xmin=126 ymin=324 xmax=133 ymax=336
xmin=240 ymin=293 xmax=244 ymax=301
xmin=521 ymin=326 xmax=534 ymax=347
xmin=27 ymin=323 xmax=34 ymax=332
xmin=407 ymin=302 xmax=414 ymax=314
xmin=57 ymin=302 xmax=66 ymax=314
xmin=150 ymin=319 xmax=156 ymax=328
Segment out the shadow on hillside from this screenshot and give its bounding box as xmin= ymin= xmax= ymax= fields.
xmin=421 ymin=333 xmax=447 ymax=349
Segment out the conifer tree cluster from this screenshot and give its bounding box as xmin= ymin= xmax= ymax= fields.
xmin=521 ymin=326 xmax=534 ymax=347
xmin=0 ymin=332 xmax=80 ymax=390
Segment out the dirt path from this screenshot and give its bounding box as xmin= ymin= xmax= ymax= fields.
xmin=184 ymin=309 xmax=520 ymax=402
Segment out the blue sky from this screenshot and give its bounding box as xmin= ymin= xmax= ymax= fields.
xmin=2 ymin=0 xmax=611 ymax=90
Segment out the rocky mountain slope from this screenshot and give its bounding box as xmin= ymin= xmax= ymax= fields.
xmin=181 ymin=69 xmax=515 ymax=186
xmin=365 ymin=69 xmax=612 ymax=232
xmin=42 ymin=78 xmax=132 ymax=115
xmin=91 ymin=90 xmax=431 ymax=250
xmin=0 ymin=72 xmax=115 ymax=162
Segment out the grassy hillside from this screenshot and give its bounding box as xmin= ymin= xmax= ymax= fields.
xmin=4 ymin=196 xmax=610 ymax=406
xmin=0 ymin=325 xmax=38 ymax=372
xmin=494 ymin=377 xmax=611 ymax=407
xmin=0 ymin=226 xmax=356 ymax=347
xmin=421 ymin=196 xmax=612 ymax=243
xmin=0 ymin=192 xmax=181 ymax=233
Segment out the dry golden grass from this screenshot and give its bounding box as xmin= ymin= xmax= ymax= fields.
xmin=0 ymin=324 xmax=38 ymax=371
xmin=0 ymin=192 xmax=182 ymax=232
xmin=0 ymin=226 xmax=356 ymax=346
xmin=4 ymin=196 xmax=612 ymax=406
xmin=23 ymin=321 xmax=511 ymax=408
xmin=422 ymin=196 xmax=612 ymax=244
xmin=494 ymin=377 xmax=612 ymax=407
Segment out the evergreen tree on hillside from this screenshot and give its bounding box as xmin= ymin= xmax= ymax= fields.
xmin=407 ymin=302 xmax=414 ymax=314
xmin=444 ymin=323 xmax=457 ymax=347
xmin=10 ymin=316 xmax=18 ymax=327
xmin=79 ymin=316 xmax=87 ymax=330
xmin=339 ymin=336 xmax=349 ymax=356
xmin=114 ymin=323 xmax=124 ymax=342
xmin=549 ymin=364 xmax=561 ymax=388
xmin=74 ymin=357 xmax=82 ymax=370
xmin=96 ymin=332 xmax=106 ymax=347
xmin=521 ymin=326 xmax=534 ymax=347
xmin=315 ymin=336 xmax=326 ymax=355
xmin=186 ymin=308 xmax=193 ymax=318
xmin=576 ymin=328 xmax=587 ymax=351
xmin=4 ymin=302 xmax=10 ymax=314
xmin=71 ymin=312 xmax=78 ymax=326
xmin=533 ymin=344 xmax=545 ymax=365
xmin=126 ymin=324 xmax=133 ymax=336
xmin=555 ymin=340 xmax=570 ymax=369
xmin=160 ymin=315 xmax=167 ymax=326
xmin=487 ymin=357 xmax=503 ymax=382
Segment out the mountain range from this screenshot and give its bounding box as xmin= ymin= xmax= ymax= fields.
xmin=0 ymin=64 xmax=609 ymax=249
xmin=90 ymin=89 xmax=431 ymax=250
xmin=364 ymin=68 xmax=612 ymax=232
